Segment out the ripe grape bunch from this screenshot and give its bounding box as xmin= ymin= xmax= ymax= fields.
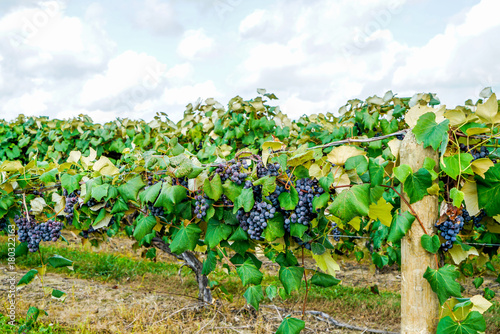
xmin=331 ymin=221 xmax=341 ymax=241
xmin=173 ymin=177 xmax=188 ymax=188
xmin=214 ymin=159 xmax=248 ymax=185
xmin=148 ymin=202 xmax=164 ymax=217
xmin=292 ymin=236 xmax=312 ymax=250
xmin=194 ymin=192 xmax=209 ymax=220
xmin=435 ymin=208 xmax=466 ymax=252
xmin=14 ymin=215 xmax=63 ymax=252
xmin=459 ymin=144 xmax=489 ymax=160
xmin=63 ymin=189 xmax=80 ymax=223
xmin=256 ymin=161 xmax=281 ymax=178
xmin=462 ymin=208 xmax=485 ymax=228
xmin=284 ymin=178 xmax=324 ymax=232
xmin=237 ymin=201 xmax=276 ymax=240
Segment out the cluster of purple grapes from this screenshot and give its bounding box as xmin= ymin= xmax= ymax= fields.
xmin=435 ymin=217 xmax=464 ymax=252
xmin=15 ymin=215 xmax=63 ymax=252
xmin=284 ymin=178 xmax=323 ymax=228
xmin=0 ymin=217 xmax=8 ymax=232
xmin=462 ymin=208 xmax=485 ymax=228
xmin=237 ymin=201 xmax=276 ymax=240
xmin=331 ymin=222 xmax=341 ymax=241
xmin=148 ymin=202 xmax=164 ymax=217
xmin=194 ymin=192 xmax=209 ymax=220
xmin=82 ymin=225 xmax=96 ymax=239
xmin=396 ymin=134 xmax=405 ymax=140
xmin=173 ymin=177 xmax=188 ymax=188
xmin=292 ymin=236 xmax=312 ymax=250
xmin=214 ymin=159 xmax=248 ymax=185
xmin=86 ymin=198 xmax=98 ymax=207
xmin=146 ymin=175 xmax=154 ymax=186
xmin=256 ymin=161 xmax=280 ymax=178
xmin=459 ymin=144 xmax=489 ymax=160
xmin=220 ymin=195 xmax=232 ymax=206
xmin=63 ymin=189 xmax=80 ymax=223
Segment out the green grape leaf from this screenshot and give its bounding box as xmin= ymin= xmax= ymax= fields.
xmin=318 ymin=172 xmax=334 ymax=192
xmin=40 ymin=168 xmax=58 ymax=184
xmin=290 ymin=223 xmax=308 ymax=238
xmin=473 ymin=277 xmax=483 ymax=289
xmin=253 ymin=176 xmax=277 ymax=197
xmin=310 ymin=272 xmax=341 ymax=287
xmin=312 ymin=192 xmax=329 ymax=212
xmin=118 ymin=176 xmax=145 ymax=202
xmin=204 ymin=174 xmax=223 ymax=201
xmin=263 ymin=212 xmax=285 ymax=241
xmin=441 ymin=154 xmax=474 ymax=180
xmin=327 ymin=184 xmax=370 ymax=223
xmin=421 ymin=235 xmax=440 ymax=254
xmin=423 ymin=264 xmax=462 ymax=305
xmin=202 ymin=250 xmax=217 ymax=275
xmin=229 ymin=226 xmax=249 ymax=242
xmin=61 ymin=173 xmax=83 ymax=195
xmin=234 ymin=188 xmax=255 ymax=213
xmin=236 ymin=259 xmax=263 ymax=286
xmin=222 ymin=181 xmax=242 ymax=203
xmin=413 ymin=112 xmax=450 ymax=150
xmin=91 ymin=183 xmax=109 ymax=202
xmin=279 ymin=266 xmax=304 ymax=295
xmin=243 ymin=285 xmax=263 ymax=311
xmin=111 ymin=197 xmax=129 ymax=214
xmin=450 ymin=188 xmax=464 ymax=208
xmin=139 ymin=181 xmax=162 ymax=205
xmin=436 ymin=311 xmax=485 ymax=334
xmin=133 ymin=215 xmax=157 ymax=242
xmin=278 ymin=186 xmax=299 ymax=210
xmin=476 ymin=164 xmax=500 ymax=216
xmin=17 ymin=269 xmax=38 ymax=289
xmin=47 ymin=255 xmax=73 ymax=269
xmin=276 ymin=316 xmax=305 ymax=334
xmin=387 ymin=211 xmax=415 ymax=242
xmin=394 ymin=164 xmax=413 ymax=183
xmin=404 ymin=168 xmax=433 ymax=203
xmin=205 ymin=219 xmax=232 ymax=248
xmin=266 ymin=285 xmax=278 ymax=301
xmin=169 ymin=224 xmax=202 ymax=254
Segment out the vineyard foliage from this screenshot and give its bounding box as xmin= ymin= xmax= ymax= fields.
xmin=1 ymin=89 xmax=500 ymax=333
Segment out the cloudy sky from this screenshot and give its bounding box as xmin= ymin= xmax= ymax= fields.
xmin=0 ymin=0 xmax=499 ymax=123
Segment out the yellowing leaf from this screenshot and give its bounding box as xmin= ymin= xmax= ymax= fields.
xmin=462 ymin=180 xmax=479 ymax=215
xmin=67 ymin=151 xmax=82 ymax=164
xmin=327 ymin=146 xmax=365 ymax=166
xmin=194 ymin=244 xmax=208 ymax=253
xmin=387 ymin=138 xmax=401 ymax=159
xmin=405 ymin=104 xmax=445 ymax=128
xmin=471 ymin=158 xmax=494 ymax=178
xmin=81 ymin=148 xmax=97 ymax=169
xmin=309 ymin=163 xmax=322 ymax=179
xmin=444 ymin=109 xmax=467 ymax=126
xmin=475 ymin=93 xmax=500 ymax=124
xmin=368 ymin=198 xmax=393 ymax=227
xmin=93 ymin=156 xmax=119 ymax=176
xmin=348 ymin=216 xmax=362 ymax=231
xmin=30 ymin=197 xmax=47 ymax=215
xmin=470 ymin=295 xmax=493 ymax=314
xmin=0 ymin=160 xmax=23 ymax=172
xmin=262 ymin=141 xmax=283 ymax=166
xmin=332 ymin=166 xmax=351 ymax=192
xmin=427 ymin=183 xmax=440 ymax=196
xmin=486 ymin=219 xmax=500 ymax=233
xmin=52 ymin=193 xmax=65 ymax=216
xmin=448 ymin=244 xmax=478 ymax=264
xmin=312 ymin=252 xmax=340 ymax=276
xmin=465 ymin=127 xmax=490 ymax=136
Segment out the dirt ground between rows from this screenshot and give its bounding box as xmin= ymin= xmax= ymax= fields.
xmin=1 ymin=231 xmax=499 ymax=333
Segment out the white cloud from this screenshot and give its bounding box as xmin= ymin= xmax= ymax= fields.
xmin=177 ymin=28 xmax=214 ymax=60
xmin=135 ymin=0 xmax=183 ymax=35
xmin=80 ymin=50 xmax=167 ymax=105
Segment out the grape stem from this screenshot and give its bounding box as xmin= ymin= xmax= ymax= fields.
xmin=22 ymin=193 xmax=31 ymax=223
xmin=301 ymin=247 xmax=309 ymax=320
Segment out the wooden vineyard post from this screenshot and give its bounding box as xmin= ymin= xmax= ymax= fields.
xmin=399 ymin=131 xmax=439 ymax=333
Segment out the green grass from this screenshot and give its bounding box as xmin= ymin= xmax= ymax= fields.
xmin=0 ymin=243 xmax=190 ymax=282
xmin=0 ymin=314 xmax=74 ymax=334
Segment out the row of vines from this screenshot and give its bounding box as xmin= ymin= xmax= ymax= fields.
xmin=1 ymin=89 xmax=499 ymax=333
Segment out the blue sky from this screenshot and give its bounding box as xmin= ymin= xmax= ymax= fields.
xmin=0 ymin=0 xmax=498 ymax=122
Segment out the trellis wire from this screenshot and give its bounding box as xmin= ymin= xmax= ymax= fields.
xmin=329 ymin=234 xmax=500 ymax=247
